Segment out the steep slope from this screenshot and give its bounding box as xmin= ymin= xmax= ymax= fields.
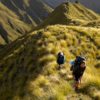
xmin=45 ymin=0 xmax=100 ymax=13
xmin=40 ymin=2 xmax=100 ymax=27
xmin=0 ymin=25 xmax=100 ymax=100
xmin=71 ymin=0 xmax=100 ymax=13
xmin=0 ymin=3 xmax=31 ymax=46
xmin=0 ymin=2 xmax=100 ymax=100
xmin=1 ymin=0 xmax=53 ymax=26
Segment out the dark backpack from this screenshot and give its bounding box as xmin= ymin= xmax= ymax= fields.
xmin=72 ymin=56 xmax=85 ymax=72
xmin=75 ymin=56 xmax=85 ymax=65
xmin=57 ymin=53 xmax=65 ymax=65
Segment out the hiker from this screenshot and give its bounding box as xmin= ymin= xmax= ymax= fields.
xmin=57 ymin=52 xmax=65 ymax=70
xmin=70 ymin=56 xmax=86 ymax=90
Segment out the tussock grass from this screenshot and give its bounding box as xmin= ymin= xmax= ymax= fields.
xmin=0 ymin=25 xmax=99 ymax=99
xmin=0 ymin=2 xmax=100 ymax=99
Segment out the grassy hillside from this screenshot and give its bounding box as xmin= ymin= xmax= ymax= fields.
xmin=1 ymin=0 xmax=53 ymax=26
xmin=0 ymin=25 xmax=100 ymax=100
xmin=0 ymin=2 xmax=100 ymax=100
xmin=0 ymin=3 xmax=31 ymax=46
xmin=40 ymin=2 xmax=100 ymax=27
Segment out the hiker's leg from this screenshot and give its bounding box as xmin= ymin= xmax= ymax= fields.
xmin=78 ymin=76 xmax=82 ymax=86
xmin=74 ymin=76 xmax=80 ymax=90
xmin=59 ymin=64 xmax=64 ymax=69
xmin=62 ymin=64 xmax=65 ymax=68
xmin=60 ymin=64 xmax=64 ymax=69
xmin=74 ymin=80 xmax=80 ymax=91
xmin=58 ymin=64 xmax=61 ymax=70
xmin=73 ymin=75 xmax=76 ymax=87
xmin=75 ymin=81 xmax=79 ymax=88
xmin=79 ymin=76 xmax=82 ymax=84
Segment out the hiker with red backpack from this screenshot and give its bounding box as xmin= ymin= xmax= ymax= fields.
xmin=70 ymin=56 xmax=86 ymax=90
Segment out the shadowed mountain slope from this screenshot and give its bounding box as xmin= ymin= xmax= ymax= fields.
xmin=1 ymin=0 xmax=53 ymax=26
xmin=0 ymin=3 xmax=31 ymax=46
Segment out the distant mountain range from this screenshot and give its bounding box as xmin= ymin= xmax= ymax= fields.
xmin=39 ymin=2 xmax=100 ymax=28
xmin=0 ymin=2 xmax=31 ymax=46
xmin=0 ymin=0 xmax=53 ymax=46
xmin=1 ymin=0 xmax=53 ymax=26
xmin=44 ymin=0 xmax=100 ymax=13
xmin=0 ymin=0 xmax=100 ymax=27
xmin=0 ymin=0 xmax=100 ymax=46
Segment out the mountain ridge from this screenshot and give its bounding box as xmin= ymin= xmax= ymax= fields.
xmin=1 ymin=0 xmax=53 ymax=25
xmin=0 ymin=2 xmax=31 ymax=46
xmin=38 ymin=2 xmax=100 ymax=29
xmin=44 ymin=0 xmax=100 ymax=13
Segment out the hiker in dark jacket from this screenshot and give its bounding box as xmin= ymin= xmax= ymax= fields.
xmin=70 ymin=56 xmax=86 ymax=90
xmin=57 ymin=52 xmax=65 ymax=70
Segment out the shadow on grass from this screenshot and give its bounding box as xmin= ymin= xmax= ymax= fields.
xmin=75 ymin=83 xmax=100 ymax=100
xmin=0 ymin=31 xmax=53 ymax=100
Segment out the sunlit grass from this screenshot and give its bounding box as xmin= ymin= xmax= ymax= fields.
xmin=0 ymin=25 xmax=100 ymax=99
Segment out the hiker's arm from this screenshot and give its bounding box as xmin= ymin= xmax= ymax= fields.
xmin=70 ymin=65 xmax=73 ymax=71
xmin=80 ymin=67 xmax=86 ymax=77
